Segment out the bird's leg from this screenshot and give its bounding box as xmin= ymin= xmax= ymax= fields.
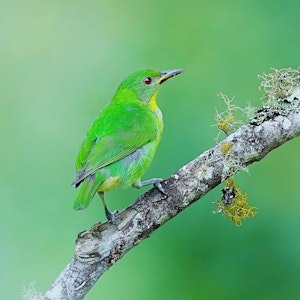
xmin=132 ymin=178 xmax=167 ymax=195
xmin=98 ymin=191 xmax=116 ymax=223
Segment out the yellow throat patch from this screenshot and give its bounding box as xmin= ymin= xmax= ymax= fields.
xmin=148 ymin=91 xmax=158 ymax=112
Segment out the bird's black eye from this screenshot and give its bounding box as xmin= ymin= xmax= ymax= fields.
xmin=143 ymin=77 xmax=152 ymax=85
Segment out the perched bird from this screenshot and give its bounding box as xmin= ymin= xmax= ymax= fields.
xmin=72 ymin=69 xmax=183 ymax=221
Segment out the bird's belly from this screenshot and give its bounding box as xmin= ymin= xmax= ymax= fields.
xmin=98 ymin=176 xmax=120 ymax=192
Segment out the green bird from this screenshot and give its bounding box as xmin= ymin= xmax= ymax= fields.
xmin=72 ymin=69 xmax=183 ymax=221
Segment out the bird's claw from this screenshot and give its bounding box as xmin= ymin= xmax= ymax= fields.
xmin=153 ymin=179 xmax=167 ymax=197
xmin=105 ymin=209 xmax=119 ymax=224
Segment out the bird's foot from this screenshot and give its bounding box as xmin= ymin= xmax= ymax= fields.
xmin=133 ymin=177 xmax=168 ymax=198
xmin=105 ymin=207 xmax=119 ymax=224
xmin=152 ymin=178 xmax=167 ymax=196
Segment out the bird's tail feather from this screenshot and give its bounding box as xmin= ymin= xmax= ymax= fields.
xmin=73 ymin=175 xmax=102 ymax=210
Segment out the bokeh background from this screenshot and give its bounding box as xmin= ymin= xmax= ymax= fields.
xmin=2 ymin=0 xmax=300 ymax=299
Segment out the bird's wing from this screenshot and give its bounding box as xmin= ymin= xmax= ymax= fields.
xmin=72 ymin=105 xmax=157 ymax=186
xmin=88 ymin=131 xmax=155 ymax=170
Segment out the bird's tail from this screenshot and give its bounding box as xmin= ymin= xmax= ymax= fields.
xmin=73 ymin=175 xmax=102 ymax=210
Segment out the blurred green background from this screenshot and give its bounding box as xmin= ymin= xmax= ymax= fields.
xmin=2 ymin=0 xmax=300 ymax=299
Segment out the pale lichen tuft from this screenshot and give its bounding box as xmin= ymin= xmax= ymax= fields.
xmin=251 ymin=68 xmax=300 ymax=125
xmin=21 ymin=283 xmax=44 ymax=300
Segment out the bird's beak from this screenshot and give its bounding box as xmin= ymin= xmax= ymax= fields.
xmin=158 ymin=69 xmax=184 ymax=84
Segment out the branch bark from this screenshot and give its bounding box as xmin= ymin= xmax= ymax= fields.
xmin=45 ymin=87 xmax=300 ymax=300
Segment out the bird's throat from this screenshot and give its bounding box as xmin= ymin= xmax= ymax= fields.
xmin=148 ymin=91 xmax=159 ymax=112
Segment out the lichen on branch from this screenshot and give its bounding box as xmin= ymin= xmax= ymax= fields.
xmin=213 ymin=67 xmax=300 ymax=226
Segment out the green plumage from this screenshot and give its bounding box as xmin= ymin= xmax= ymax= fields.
xmin=72 ymin=69 xmax=183 ymax=219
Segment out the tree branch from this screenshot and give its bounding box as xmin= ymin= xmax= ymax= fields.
xmin=45 ymin=78 xmax=300 ymax=300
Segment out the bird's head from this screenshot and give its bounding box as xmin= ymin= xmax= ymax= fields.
xmin=116 ymin=69 xmax=183 ymax=105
